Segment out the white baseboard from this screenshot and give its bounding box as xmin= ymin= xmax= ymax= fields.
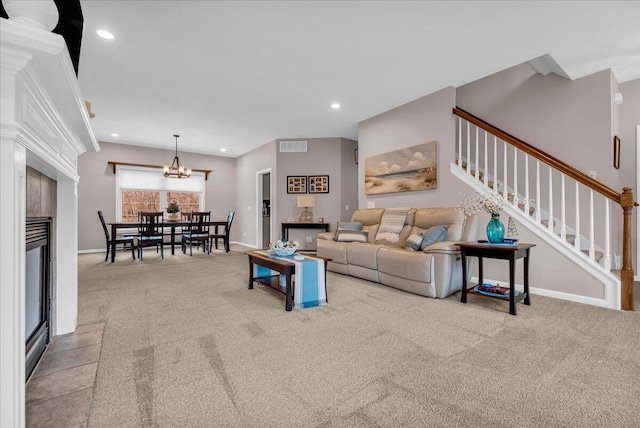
xmin=471 ymin=276 xmax=614 ymax=310
xmin=230 ymin=241 xmax=258 ymax=249
xmin=78 ymin=249 xmax=105 ymax=254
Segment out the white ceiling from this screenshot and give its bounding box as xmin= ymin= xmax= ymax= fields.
xmin=77 ymin=1 xmax=640 ymax=158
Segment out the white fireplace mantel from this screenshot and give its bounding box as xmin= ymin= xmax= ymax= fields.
xmin=0 ymin=18 xmax=98 ymax=427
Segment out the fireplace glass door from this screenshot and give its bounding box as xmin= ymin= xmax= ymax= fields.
xmin=25 ymin=218 xmax=51 ymax=380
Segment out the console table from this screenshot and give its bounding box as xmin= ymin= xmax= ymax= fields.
xmin=281 ymin=222 xmax=330 ymax=250
xmin=457 ymin=242 xmax=535 ymax=315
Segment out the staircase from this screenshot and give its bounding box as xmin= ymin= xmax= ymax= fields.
xmin=451 ymin=108 xmax=636 ymax=310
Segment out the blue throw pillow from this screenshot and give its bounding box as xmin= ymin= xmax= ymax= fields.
xmin=420 ymin=225 xmax=449 ymax=250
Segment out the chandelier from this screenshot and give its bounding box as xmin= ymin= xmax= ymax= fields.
xmin=163 ymin=134 xmax=191 ymax=179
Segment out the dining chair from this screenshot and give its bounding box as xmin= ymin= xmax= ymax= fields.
xmin=98 ymin=211 xmax=135 ymax=261
xmin=181 ymin=211 xmax=211 ymax=256
xmin=137 ymin=211 xmax=164 ymax=261
xmin=210 ymin=211 xmax=235 ymax=253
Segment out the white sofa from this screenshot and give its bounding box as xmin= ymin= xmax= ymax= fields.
xmin=317 ymin=207 xmax=478 ymax=298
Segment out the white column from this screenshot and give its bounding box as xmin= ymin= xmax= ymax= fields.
xmin=55 ymin=180 xmax=78 ymax=335
xmin=0 ymin=136 xmax=27 ymax=428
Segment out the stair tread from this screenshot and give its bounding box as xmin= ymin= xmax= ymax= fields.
xmin=581 ymin=249 xmax=604 ymax=262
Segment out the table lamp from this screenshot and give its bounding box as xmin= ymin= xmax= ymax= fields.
xmin=297 ymin=195 xmax=315 ymax=223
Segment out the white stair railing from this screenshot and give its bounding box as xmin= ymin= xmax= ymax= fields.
xmin=451 ymin=108 xmax=636 ymax=310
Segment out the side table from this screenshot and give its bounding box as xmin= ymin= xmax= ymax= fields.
xmin=457 ymin=242 xmax=535 ymax=315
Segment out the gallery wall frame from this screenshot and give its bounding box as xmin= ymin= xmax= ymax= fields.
xmin=613 ymin=135 xmax=620 ymax=169
xmin=286 ymin=176 xmax=307 ymax=194
xmin=308 ymin=175 xmax=329 ymax=193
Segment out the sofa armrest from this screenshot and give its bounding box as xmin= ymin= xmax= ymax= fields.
xmin=422 ymin=241 xmax=461 ymax=255
xmin=317 ymin=232 xmax=335 ymax=241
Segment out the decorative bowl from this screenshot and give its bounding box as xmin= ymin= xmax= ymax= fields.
xmin=269 ymin=240 xmax=299 ymax=256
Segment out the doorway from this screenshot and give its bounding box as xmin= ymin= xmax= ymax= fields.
xmin=256 ymin=169 xmax=272 ymax=249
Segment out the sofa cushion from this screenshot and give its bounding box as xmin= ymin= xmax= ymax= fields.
xmin=352 ymin=208 xmax=385 ymax=226
xmin=352 ymin=208 xmax=385 ymax=244
xmin=347 ymin=243 xmax=384 ymax=270
xmin=377 ymin=247 xmax=433 ymax=284
xmin=316 ymin=232 xmax=335 ymax=241
xmin=335 ymin=229 xmax=368 ymax=243
xmin=317 ymin=240 xmax=349 ymax=265
xmin=362 ymin=224 xmax=379 ymax=244
xmin=414 ymin=208 xmax=465 ymax=241
xmin=419 ymin=225 xmax=449 ymax=250
xmin=404 ymin=232 xmax=424 ymax=251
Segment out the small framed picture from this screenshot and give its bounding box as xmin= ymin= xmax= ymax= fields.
xmin=318 ymin=217 xmax=324 ymax=223
xmin=613 ymin=135 xmax=620 ymax=169
xmin=308 ymin=175 xmax=329 ymax=193
xmin=287 ymin=176 xmax=307 ymax=194
xmin=286 ymin=217 xmax=295 ymax=223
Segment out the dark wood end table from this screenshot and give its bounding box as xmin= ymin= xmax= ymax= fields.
xmin=457 ymin=242 xmax=535 ymax=315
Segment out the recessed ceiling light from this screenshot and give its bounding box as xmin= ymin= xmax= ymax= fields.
xmin=331 ymin=103 xmax=341 ymax=109
xmin=220 ymin=148 xmax=227 ymax=152
xmin=111 ymin=133 xmax=119 ymax=137
xmin=97 ymin=29 xmax=114 ymax=40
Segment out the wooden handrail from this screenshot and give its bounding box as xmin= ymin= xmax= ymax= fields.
xmin=454 ymin=107 xmax=636 ymax=310
xmin=107 ymin=161 xmax=212 ymax=180
xmin=454 ymin=107 xmax=624 ymax=205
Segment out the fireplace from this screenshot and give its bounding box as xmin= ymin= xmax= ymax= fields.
xmin=25 ymin=218 xmax=51 ymax=380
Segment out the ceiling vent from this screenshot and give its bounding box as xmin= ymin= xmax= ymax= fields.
xmin=280 ymin=140 xmax=307 ymax=153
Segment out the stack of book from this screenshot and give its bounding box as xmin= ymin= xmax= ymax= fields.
xmin=473 ymin=283 xmax=520 ymax=298
xmin=476 ymin=239 xmax=518 ymax=246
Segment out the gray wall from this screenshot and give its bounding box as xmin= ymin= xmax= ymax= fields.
xmin=340 ymin=138 xmax=359 ymax=221
xmin=235 ymin=140 xmax=277 ymax=247
xmin=457 ymin=64 xmax=615 ymax=186
xmin=617 ymin=78 xmax=640 ymax=272
xmin=455 ymin=64 xmax=638 ymax=296
xmin=358 ymin=86 xmax=466 ymax=209
xmin=77 ymin=141 xmax=236 ymax=251
xmin=276 ymin=138 xmax=358 ymax=250
xmin=357 ymin=78 xmax=609 ymax=298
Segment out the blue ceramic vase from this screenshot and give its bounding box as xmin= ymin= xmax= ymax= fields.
xmin=486 ymin=213 xmax=505 ymax=243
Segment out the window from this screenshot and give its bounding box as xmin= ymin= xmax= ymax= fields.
xmin=122 ymin=190 xmax=160 ymax=222
xmin=116 ymin=166 xmax=205 ymax=222
xmin=167 ymin=192 xmax=200 ymax=214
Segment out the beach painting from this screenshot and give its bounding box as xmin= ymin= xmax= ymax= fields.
xmin=364 ymin=141 xmax=437 ymax=195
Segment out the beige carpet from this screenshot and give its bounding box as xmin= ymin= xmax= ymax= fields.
xmin=78 ymin=247 xmax=640 ymax=427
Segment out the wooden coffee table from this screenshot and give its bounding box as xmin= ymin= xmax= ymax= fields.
xmin=246 ymin=250 xmax=330 ymax=311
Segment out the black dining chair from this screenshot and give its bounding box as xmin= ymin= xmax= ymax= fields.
xmin=182 ymin=211 xmax=211 ymax=256
xmin=98 ymin=211 xmax=135 ymax=261
xmin=137 ymin=211 xmax=164 ymax=261
xmin=210 ymin=211 xmax=235 ymax=253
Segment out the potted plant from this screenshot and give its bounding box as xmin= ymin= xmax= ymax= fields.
xmin=166 ymin=201 xmax=180 ymax=221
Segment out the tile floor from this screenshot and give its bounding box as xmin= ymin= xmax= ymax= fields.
xmin=26 ymin=322 xmax=105 ymax=428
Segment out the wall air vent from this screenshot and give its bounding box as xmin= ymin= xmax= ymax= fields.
xmin=279 ymin=140 xmax=308 ymax=153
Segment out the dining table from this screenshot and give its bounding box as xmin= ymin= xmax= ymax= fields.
xmin=108 ymin=220 xmax=229 ymax=262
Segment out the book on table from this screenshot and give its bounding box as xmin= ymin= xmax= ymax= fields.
xmin=473 ymin=283 xmax=520 ymax=298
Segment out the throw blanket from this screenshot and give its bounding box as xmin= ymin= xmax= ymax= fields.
xmin=254 ymin=253 xmax=326 ymax=309
xmin=375 ymin=207 xmax=410 ymax=244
